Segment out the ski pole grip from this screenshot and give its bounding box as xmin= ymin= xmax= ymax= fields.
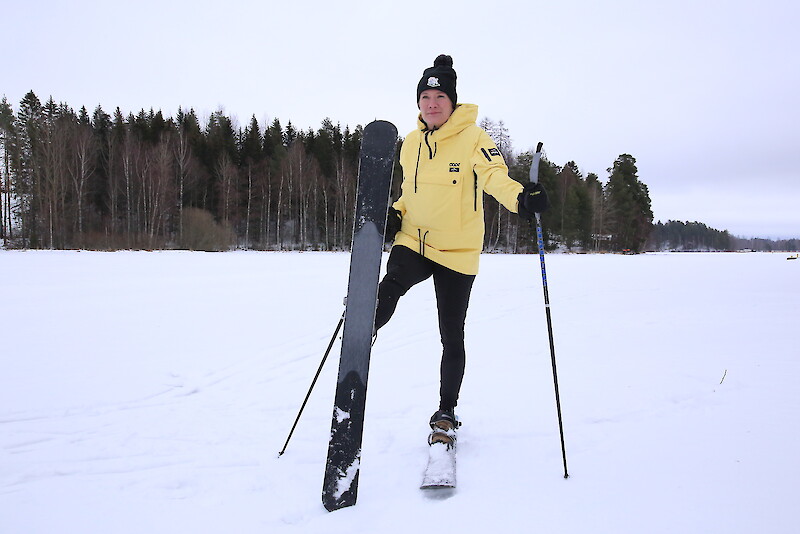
xmin=530 ymin=141 xmax=544 ymax=184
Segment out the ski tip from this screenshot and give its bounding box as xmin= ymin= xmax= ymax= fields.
xmin=365 ymin=119 xmax=398 ymax=136
xmin=367 ymin=119 xmax=396 ymax=127
xmin=536 ymin=141 xmax=543 ymax=153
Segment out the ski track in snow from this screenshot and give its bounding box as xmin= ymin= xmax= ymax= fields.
xmin=0 ymin=250 xmax=798 ymax=533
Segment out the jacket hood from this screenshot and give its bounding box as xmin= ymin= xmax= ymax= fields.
xmin=417 ymin=103 xmax=478 ymax=141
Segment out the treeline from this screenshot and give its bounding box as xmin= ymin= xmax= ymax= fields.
xmin=1 ymin=92 xmax=370 ymax=250
xmin=1 ymin=91 xmax=658 ymax=252
xmin=645 ymin=220 xmax=798 ymax=252
xmin=646 ymin=220 xmax=733 ymax=251
xmin=730 ymin=236 xmax=799 ymax=252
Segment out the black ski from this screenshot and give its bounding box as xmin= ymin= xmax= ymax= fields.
xmin=322 ymin=120 xmax=397 ymax=512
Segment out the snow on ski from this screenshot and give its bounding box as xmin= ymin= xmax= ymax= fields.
xmin=421 ymin=437 xmax=457 ymax=490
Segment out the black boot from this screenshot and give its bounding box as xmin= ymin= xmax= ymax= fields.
xmin=429 ymin=409 xmax=460 ymax=431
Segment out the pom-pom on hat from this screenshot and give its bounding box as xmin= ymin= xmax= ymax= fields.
xmin=417 ymin=54 xmax=457 ymax=107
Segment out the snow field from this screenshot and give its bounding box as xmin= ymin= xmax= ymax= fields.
xmin=1 ymin=250 xmax=797 ymax=533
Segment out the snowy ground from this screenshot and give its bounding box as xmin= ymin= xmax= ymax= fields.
xmin=1 ymin=250 xmax=797 ymax=533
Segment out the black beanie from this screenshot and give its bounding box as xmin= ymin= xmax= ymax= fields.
xmin=417 ymin=54 xmax=457 ymax=107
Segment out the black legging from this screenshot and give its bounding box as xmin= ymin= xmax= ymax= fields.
xmin=374 ymin=245 xmax=475 ymax=411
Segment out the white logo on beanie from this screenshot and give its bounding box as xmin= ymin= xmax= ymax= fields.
xmin=427 ymin=77 xmax=441 ymax=88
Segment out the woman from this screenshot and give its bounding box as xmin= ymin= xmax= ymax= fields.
xmin=375 ymin=54 xmax=549 ymax=432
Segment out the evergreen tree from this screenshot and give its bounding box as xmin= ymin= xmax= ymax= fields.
xmin=239 ymin=116 xmax=264 ymax=248
xmin=91 ymin=105 xmax=112 ymax=225
xmin=240 ymin=115 xmax=263 ymax=167
xmin=263 ymin=118 xmax=284 ymax=161
xmin=15 ymin=91 xmax=45 ymax=246
xmin=175 ymin=108 xmax=204 ymax=209
xmin=200 ymin=110 xmax=238 ymax=221
xmin=605 ymin=154 xmax=653 ymax=252
xmin=506 ymin=150 xmax=535 ymax=253
xmin=571 ymin=182 xmax=593 ymax=249
xmin=556 ymin=161 xmax=580 ymax=246
xmin=283 ymin=121 xmax=297 ymax=147
xmin=174 ymin=107 xmax=203 ymax=243
xmin=537 ymin=158 xmax=561 ymax=250
xmin=68 ymin=104 xmax=97 ymax=242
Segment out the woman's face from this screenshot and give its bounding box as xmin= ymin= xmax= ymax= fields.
xmin=418 ymin=89 xmax=454 ymax=129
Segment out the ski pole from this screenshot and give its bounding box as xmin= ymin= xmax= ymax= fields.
xmin=278 ymin=310 xmax=345 ymax=457
xmin=530 ymin=141 xmax=570 ymax=479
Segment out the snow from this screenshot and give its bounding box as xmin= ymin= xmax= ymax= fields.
xmin=1 ymin=250 xmax=797 ymax=533
xmin=421 ymin=441 xmax=456 ymax=488
xmin=333 ymin=458 xmax=359 ymax=502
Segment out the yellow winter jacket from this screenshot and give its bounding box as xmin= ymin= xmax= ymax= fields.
xmin=392 ymin=104 xmax=523 ymax=275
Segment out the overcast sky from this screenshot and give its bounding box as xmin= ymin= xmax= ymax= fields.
xmin=5 ymin=0 xmax=798 ymax=238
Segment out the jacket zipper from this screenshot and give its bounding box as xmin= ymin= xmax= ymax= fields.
xmin=473 ymin=171 xmax=478 ymax=211
xmin=415 ymin=130 xmax=437 ymax=193
xmin=424 ymin=130 xmax=437 ymax=159
xmin=414 ymin=142 xmax=422 ymax=193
